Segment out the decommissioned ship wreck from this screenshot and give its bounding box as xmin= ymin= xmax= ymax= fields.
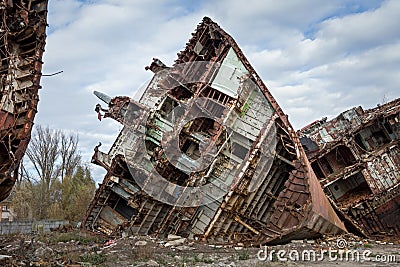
xmin=83 ymin=17 xmax=348 ymax=244
xmin=0 ymin=0 xmax=48 ymax=201
xmin=299 ymin=98 xmax=400 ymax=239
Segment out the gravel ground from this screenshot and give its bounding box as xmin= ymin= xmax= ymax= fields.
xmin=0 ymin=231 xmax=399 ymax=266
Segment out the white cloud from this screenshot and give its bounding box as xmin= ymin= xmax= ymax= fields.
xmin=317 ymin=0 xmax=399 ymax=51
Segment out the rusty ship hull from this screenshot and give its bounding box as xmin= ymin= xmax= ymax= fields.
xmin=299 ymin=98 xmax=400 ymax=239
xmin=83 ymin=17 xmax=346 ymax=245
xmin=0 ymin=0 xmax=48 ymax=201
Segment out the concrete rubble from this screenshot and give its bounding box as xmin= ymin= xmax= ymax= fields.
xmin=0 ymin=230 xmax=399 ymax=266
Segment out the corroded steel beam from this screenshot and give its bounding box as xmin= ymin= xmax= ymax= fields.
xmin=299 ymin=97 xmax=400 ymax=239
xmin=0 ymin=0 xmax=49 ymax=201
xmin=83 ymin=17 xmax=347 ymax=245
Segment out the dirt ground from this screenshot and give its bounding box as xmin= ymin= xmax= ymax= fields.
xmin=0 ymin=230 xmax=399 ymax=266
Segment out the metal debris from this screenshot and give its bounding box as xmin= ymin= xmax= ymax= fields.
xmin=83 ymin=17 xmax=346 ymax=245
xmin=0 ymin=0 xmax=49 ymax=201
xmin=299 ymin=98 xmax=400 ymax=239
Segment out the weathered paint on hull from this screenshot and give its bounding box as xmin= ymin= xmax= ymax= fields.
xmin=83 ymin=17 xmax=347 ymax=245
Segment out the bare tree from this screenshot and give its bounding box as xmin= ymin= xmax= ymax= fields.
xmin=59 ymin=133 xmax=81 ymax=182
xmin=12 ymin=125 xmax=92 ymax=220
xmin=25 ymin=126 xmax=60 ymax=219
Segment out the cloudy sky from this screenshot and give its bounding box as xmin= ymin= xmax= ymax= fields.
xmin=36 ymin=0 xmax=400 ymax=182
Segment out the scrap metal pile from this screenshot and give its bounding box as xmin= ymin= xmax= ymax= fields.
xmin=299 ymin=98 xmax=400 ymax=239
xmin=0 ymin=0 xmax=48 ymax=201
xmin=83 ymin=17 xmax=347 ymax=245
xmin=0 ymin=2 xmax=397 ymax=247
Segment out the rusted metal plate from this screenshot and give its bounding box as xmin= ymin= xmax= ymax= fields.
xmin=0 ymin=0 xmax=49 ymax=201
xmin=83 ymin=17 xmax=347 ymax=245
xmin=299 ymin=97 xmax=400 ymax=239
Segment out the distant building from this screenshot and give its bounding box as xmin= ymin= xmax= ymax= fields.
xmin=0 ymin=199 xmax=15 ymax=222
